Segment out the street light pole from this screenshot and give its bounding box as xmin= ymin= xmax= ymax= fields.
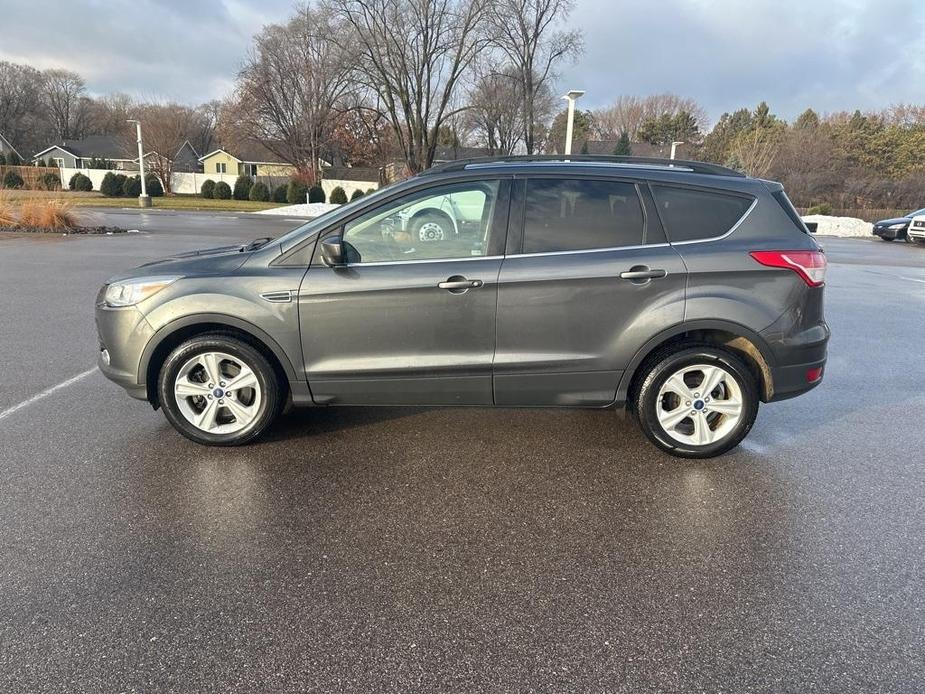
xmin=127 ymin=119 xmax=151 ymax=208
xmin=561 ymin=89 xmax=585 ymax=156
xmin=670 ymin=141 xmax=685 ymax=161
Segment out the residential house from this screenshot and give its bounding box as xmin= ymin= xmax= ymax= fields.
xmin=172 ymin=140 xmax=202 ymax=173
xmin=0 ymin=132 xmax=22 ymax=162
xmin=199 ymin=141 xmax=297 ymax=178
xmin=31 ymin=135 xmax=138 ymax=170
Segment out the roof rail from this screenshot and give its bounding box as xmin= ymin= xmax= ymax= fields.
xmin=420 ymin=154 xmax=746 ymax=178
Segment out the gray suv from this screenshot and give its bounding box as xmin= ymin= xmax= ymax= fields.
xmin=96 ymin=156 xmax=829 ymax=458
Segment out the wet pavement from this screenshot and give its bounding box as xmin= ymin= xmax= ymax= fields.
xmin=1 ymin=212 xmax=923 ymax=692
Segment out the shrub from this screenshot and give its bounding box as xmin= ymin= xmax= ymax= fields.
xmin=272 ymin=184 xmax=288 ymax=203
xmin=74 ymin=173 xmax=93 ymax=192
xmin=350 ymin=188 xmax=365 ymax=201
xmin=807 ymin=203 xmax=833 ymax=216
xmin=0 ymin=153 xmax=6 ymax=165
xmin=287 ymin=179 xmax=309 ymax=205
xmin=233 ymin=175 xmax=254 ymax=200
xmin=123 ymin=175 xmax=142 ymax=197
xmin=201 ymin=179 xmax=216 ymax=199
xmin=39 ymin=172 xmax=61 ymax=191
xmin=145 ymin=174 xmax=164 ymax=197
xmin=68 ymin=172 xmax=81 ymax=190
xmin=214 ymin=181 xmax=232 ymax=199
xmin=366 ymin=188 xmax=376 ymax=195
xmin=0 ymin=191 xmax=17 ymax=226
xmin=329 ymin=186 xmax=348 ymax=204
xmin=249 ymin=181 xmax=270 ymax=202
xmin=2 ymin=170 xmax=24 ymax=189
xmin=100 ymin=172 xmax=121 ymax=197
xmin=307 ymin=184 xmax=325 ymax=203
xmin=19 ymin=198 xmax=76 ymax=229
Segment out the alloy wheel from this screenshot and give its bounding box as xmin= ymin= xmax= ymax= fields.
xmin=655 ymin=363 xmax=744 ymax=447
xmin=173 ymin=351 xmax=262 ymax=435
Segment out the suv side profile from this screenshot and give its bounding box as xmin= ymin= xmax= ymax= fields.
xmin=96 ymin=155 xmax=829 ymax=458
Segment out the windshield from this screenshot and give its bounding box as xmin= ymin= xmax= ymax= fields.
xmin=907 ymin=208 xmax=925 ymax=218
xmin=270 ymin=181 xmax=403 ymax=249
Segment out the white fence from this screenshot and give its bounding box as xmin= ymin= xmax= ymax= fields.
xmin=321 ymin=178 xmax=378 ymax=199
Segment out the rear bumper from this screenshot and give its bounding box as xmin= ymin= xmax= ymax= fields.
xmin=767 ymin=356 xmax=826 ymax=402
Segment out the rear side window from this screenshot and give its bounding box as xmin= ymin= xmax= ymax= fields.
xmin=523 ymin=178 xmax=644 ymax=253
xmin=651 ymin=185 xmax=753 ymax=242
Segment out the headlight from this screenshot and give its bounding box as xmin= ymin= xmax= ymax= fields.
xmin=104 ymin=276 xmax=181 ymax=307
xmin=888 ymin=223 xmax=907 ymax=229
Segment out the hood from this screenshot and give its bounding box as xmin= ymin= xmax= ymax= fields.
xmin=874 ymin=217 xmax=910 ymax=226
xmin=106 ymin=244 xmax=252 ymax=283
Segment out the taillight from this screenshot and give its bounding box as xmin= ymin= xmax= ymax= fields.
xmin=749 ymin=250 xmax=827 ymax=287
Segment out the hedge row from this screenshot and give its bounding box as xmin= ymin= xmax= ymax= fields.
xmin=197 ymin=176 xmax=378 ymax=205
xmin=100 ymin=172 xmax=164 ymax=198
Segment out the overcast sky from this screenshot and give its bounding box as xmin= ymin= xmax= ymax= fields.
xmin=1 ymin=0 xmax=924 ymax=126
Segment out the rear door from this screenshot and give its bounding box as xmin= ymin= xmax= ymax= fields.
xmin=493 ymin=176 xmax=687 ymax=406
xmin=298 ymin=178 xmax=510 ymax=405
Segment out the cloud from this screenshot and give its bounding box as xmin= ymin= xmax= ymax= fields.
xmin=2 ymin=0 xmax=925 ymax=123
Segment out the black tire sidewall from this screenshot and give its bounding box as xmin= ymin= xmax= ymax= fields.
xmin=412 ymin=212 xmax=450 ymax=241
xmin=157 ymin=335 xmax=280 ymax=446
xmin=636 ymin=347 xmax=759 ymax=459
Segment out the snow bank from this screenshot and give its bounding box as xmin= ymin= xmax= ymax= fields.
xmin=255 ymin=202 xmax=341 ymax=218
xmin=802 ymin=215 xmax=873 ymax=238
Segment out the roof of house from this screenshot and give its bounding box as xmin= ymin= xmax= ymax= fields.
xmin=174 ymin=140 xmax=200 ymax=160
xmin=583 ymin=140 xmax=693 ymax=159
xmin=433 ymin=145 xmax=492 ymax=162
xmin=199 ymin=140 xmax=292 ymax=165
xmin=33 ymin=135 xmax=135 ymax=161
xmin=0 ymin=132 xmax=22 ymax=159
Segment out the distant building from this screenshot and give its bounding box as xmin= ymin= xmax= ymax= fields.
xmin=31 ymin=135 xmax=138 ymax=169
xmin=198 ymin=141 xmax=297 ymax=178
xmin=172 ymin=140 xmax=202 ymax=173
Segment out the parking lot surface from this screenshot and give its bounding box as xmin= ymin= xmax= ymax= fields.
xmin=1 ymin=210 xmax=924 ymax=692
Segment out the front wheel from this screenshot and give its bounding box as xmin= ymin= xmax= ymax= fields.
xmin=634 ymin=346 xmax=759 ymax=458
xmin=411 ymin=212 xmax=451 ymax=242
xmin=157 ymin=334 xmax=283 ymax=446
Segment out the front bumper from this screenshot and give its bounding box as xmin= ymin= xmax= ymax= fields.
xmin=873 ymin=225 xmax=904 ymax=240
xmin=95 ymin=302 xmax=156 ymax=400
xmin=907 ymin=224 xmax=925 ymax=240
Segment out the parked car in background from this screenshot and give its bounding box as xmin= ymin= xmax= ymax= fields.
xmin=871 ymin=209 xmax=925 ymax=241
xmin=96 ymin=155 xmax=829 ymax=459
xmin=907 ymin=215 xmax=925 ymax=244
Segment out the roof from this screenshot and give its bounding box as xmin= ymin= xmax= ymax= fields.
xmin=199 ymin=140 xmax=292 ymax=165
xmin=33 ymin=135 xmax=134 ymax=161
xmin=433 ymin=145 xmax=492 ymax=162
xmin=0 ymin=132 xmax=22 ymax=159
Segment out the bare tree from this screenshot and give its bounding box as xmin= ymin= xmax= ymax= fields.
xmin=127 ymin=103 xmax=200 ymax=194
xmin=485 ymin=0 xmax=581 ymax=155
xmin=43 ymin=69 xmax=89 ymax=140
xmin=231 ymin=5 xmax=357 ymax=181
xmin=325 ymin=0 xmax=490 ymax=173
xmin=83 ymin=93 xmax=135 ymax=136
xmin=466 ymin=67 xmax=524 ymax=155
xmin=728 ymin=127 xmax=780 ymax=178
xmin=0 ymin=61 xmax=48 ymax=156
xmin=593 ymin=94 xmax=708 ymax=141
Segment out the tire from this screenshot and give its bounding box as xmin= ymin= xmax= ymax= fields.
xmin=411 ymin=212 xmax=452 ymax=242
xmin=157 ymin=333 xmax=284 ymax=446
xmin=880 ymin=236 xmax=894 ymax=242
xmin=634 ymin=345 xmax=759 ymax=459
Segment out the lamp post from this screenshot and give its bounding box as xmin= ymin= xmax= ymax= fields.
xmin=561 ymin=89 xmax=585 ymax=156
xmin=127 ymin=119 xmax=151 ymax=208
xmin=670 ymin=141 xmax=685 ymax=161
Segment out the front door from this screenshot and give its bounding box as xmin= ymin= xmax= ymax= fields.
xmin=299 ymin=178 xmax=510 ymax=405
xmin=494 ymin=176 xmax=687 ymax=406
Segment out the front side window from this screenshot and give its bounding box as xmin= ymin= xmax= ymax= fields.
xmin=652 ymin=185 xmax=754 ymax=242
xmin=522 ymin=178 xmax=645 ymax=253
xmin=341 ymin=180 xmax=501 ymax=263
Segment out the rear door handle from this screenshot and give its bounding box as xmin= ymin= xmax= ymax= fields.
xmin=620 ymin=266 xmax=667 ymax=281
xmin=438 ymin=276 xmax=483 ymax=293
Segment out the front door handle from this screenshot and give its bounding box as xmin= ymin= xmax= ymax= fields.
xmin=438 ymin=276 xmax=483 ymax=294
xmin=620 ymin=266 xmax=667 ymax=282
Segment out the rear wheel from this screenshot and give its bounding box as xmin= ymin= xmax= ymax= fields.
xmin=634 ymin=345 xmax=759 ymax=459
xmin=157 ymin=334 xmax=283 ymax=446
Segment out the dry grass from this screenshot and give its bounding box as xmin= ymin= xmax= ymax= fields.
xmin=0 ymin=191 xmax=17 ymax=227
xmin=6 ymin=196 xmax=78 ymax=230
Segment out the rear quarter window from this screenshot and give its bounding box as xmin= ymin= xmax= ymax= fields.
xmin=651 ymin=185 xmax=754 ymax=242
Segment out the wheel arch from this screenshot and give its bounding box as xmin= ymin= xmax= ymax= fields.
xmin=618 ymin=320 xmax=777 ymax=407
xmin=140 ymin=314 xmax=298 ymax=407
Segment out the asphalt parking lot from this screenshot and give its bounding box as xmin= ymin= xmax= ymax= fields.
xmin=1 ymin=209 xmax=924 ymax=692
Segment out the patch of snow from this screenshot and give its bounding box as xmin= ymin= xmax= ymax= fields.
xmin=254 ymin=203 xmax=341 ymax=218
xmin=802 ymin=215 xmax=873 ymax=238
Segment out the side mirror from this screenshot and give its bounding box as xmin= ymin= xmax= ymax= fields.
xmin=321 ymin=235 xmax=346 ymax=267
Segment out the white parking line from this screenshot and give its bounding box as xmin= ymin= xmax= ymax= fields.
xmin=900 ymin=276 xmax=925 ymax=284
xmin=0 ymin=368 xmax=97 ymax=423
